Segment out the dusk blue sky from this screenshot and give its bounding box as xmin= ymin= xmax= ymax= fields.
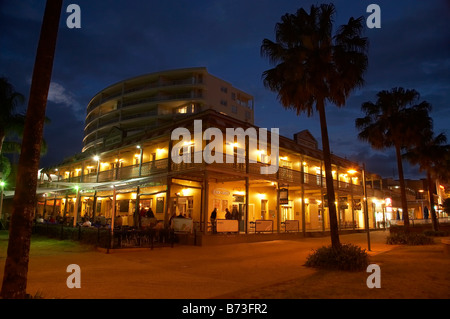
xmin=1 ymin=0 xmax=449 ymax=180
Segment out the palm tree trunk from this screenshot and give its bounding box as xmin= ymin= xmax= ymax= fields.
xmin=427 ymin=172 xmax=439 ymax=231
xmin=0 ymin=130 xmax=5 ymax=155
xmin=0 ymin=0 xmax=62 ymax=299
xmin=394 ymin=144 xmax=409 ymax=230
xmin=317 ymin=99 xmax=340 ymax=249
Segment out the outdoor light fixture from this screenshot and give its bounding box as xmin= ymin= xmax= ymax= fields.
xmin=0 ymin=181 xmax=5 ymax=220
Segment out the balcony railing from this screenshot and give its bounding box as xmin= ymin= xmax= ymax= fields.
xmin=50 ymin=156 xmax=363 ymax=193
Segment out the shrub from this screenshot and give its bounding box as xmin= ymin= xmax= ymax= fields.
xmin=304 ymin=243 xmax=369 ymax=272
xmin=423 ymin=230 xmax=449 ymax=237
xmin=386 ymin=232 xmax=434 ymax=245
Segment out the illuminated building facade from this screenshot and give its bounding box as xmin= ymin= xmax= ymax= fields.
xmin=34 ymin=69 xmax=434 ymax=237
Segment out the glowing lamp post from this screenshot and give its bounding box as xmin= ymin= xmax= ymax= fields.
xmin=0 ymin=181 xmax=5 ymax=222
xmin=348 ymin=165 xmax=371 ymax=251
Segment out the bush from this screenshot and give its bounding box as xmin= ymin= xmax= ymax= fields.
xmin=304 ymin=243 xmax=369 ymax=272
xmin=423 ymin=230 xmax=449 ymax=237
xmin=386 ymin=232 xmax=434 ymax=245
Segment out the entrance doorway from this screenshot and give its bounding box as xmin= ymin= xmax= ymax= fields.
xmin=281 ymin=202 xmax=293 ymax=222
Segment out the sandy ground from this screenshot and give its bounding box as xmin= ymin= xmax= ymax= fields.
xmin=0 ymin=230 xmax=448 ymax=300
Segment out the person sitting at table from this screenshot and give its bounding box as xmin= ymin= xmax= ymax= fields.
xmin=82 ymin=217 xmax=91 ymax=227
xmin=114 ymin=216 xmax=123 ymax=228
xmin=146 ymin=208 xmax=155 ymax=218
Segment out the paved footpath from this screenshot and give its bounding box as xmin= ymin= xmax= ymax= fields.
xmin=0 ymin=230 xmax=397 ymax=299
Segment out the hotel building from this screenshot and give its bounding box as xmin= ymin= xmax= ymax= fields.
xmin=34 ymin=68 xmax=429 ymax=237
xmin=83 ymin=67 xmax=254 ymax=153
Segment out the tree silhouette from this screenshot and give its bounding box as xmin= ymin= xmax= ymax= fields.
xmin=355 ymin=87 xmax=433 ymax=230
xmin=261 ymin=3 xmax=368 ymax=248
xmin=1 ymin=0 xmax=63 ymax=299
xmin=404 ymin=131 xmax=450 ymax=231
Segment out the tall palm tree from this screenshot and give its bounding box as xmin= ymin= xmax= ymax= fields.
xmin=403 ymin=131 xmax=450 ymax=231
xmin=355 ymin=87 xmax=433 ymax=230
xmin=261 ymin=4 xmax=368 ymax=249
xmin=1 ymin=0 xmax=63 ymax=299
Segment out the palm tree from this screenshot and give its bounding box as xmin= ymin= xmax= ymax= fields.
xmin=355 ymin=87 xmax=433 ymax=230
xmin=1 ymin=0 xmax=63 ymax=299
xmin=261 ymin=4 xmax=368 ymax=249
xmin=403 ymin=131 xmax=450 ymax=231
xmin=0 ymin=78 xmax=26 ymax=155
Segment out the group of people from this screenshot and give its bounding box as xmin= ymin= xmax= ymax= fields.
xmin=224 ymin=207 xmax=240 ymax=220
xmin=139 ymin=207 xmax=155 ymax=218
xmin=210 ymin=207 xmax=240 ymax=233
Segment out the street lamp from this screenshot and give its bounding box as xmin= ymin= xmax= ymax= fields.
xmin=348 ymin=165 xmax=371 ymax=251
xmin=93 ymin=155 xmax=100 ymax=182
xmin=0 ymin=181 xmax=5 ymax=223
xmin=362 ymin=163 xmax=371 ymax=251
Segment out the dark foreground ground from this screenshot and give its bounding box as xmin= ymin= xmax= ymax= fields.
xmin=0 ymin=230 xmax=448 ymax=300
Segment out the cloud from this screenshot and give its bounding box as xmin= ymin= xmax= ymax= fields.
xmin=47 ymin=82 xmax=84 ymax=120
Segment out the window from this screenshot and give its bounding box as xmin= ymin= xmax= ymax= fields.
xmin=176 ymin=104 xmax=195 ymax=114
xmin=177 ymin=106 xmax=187 ymax=114
xmin=231 ymin=105 xmax=238 ymax=114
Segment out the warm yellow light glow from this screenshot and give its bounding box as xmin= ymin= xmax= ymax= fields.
xmin=234 ymin=191 xmax=245 ymax=195
xmin=93 ymin=155 xmax=100 ymax=161
xmin=181 ymin=188 xmax=191 ymax=196
xmin=347 ymin=169 xmax=358 ymax=174
xmin=280 ymin=156 xmax=288 ymax=161
xmin=258 ymin=193 xmax=266 ymax=199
